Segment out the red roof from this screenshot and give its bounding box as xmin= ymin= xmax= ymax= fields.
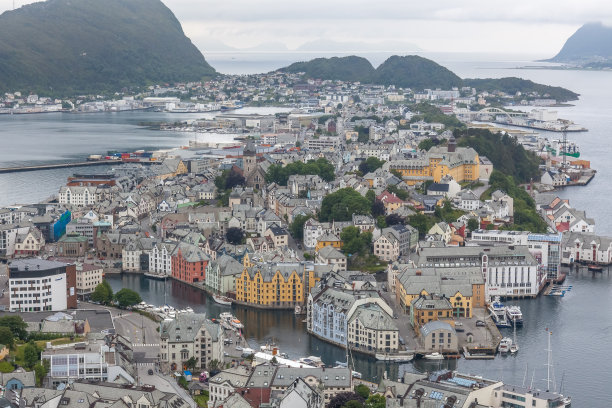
xmin=377 ymin=191 xmax=404 ymax=204
xmin=234 ymin=388 xmax=272 ymax=407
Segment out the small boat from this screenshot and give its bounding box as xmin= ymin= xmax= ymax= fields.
xmin=375 ymin=353 xmax=414 ymax=363
xmin=231 ymin=318 xmax=244 ymax=329
xmin=510 ymin=319 xmax=519 ymax=354
xmin=499 ymin=337 xmax=513 ymax=353
xmin=588 ymin=264 xmax=603 ymax=272
xmin=424 ymin=352 xmax=444 ymax=360
xmin=213 ymin=294 xmax=233 ymax=306
xmin=185 ymin=307 xmax=194 ymax=313
xmin=488 ymin=297 xmax=512 ymax=328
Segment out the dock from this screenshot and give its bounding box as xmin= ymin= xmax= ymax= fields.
xmin=0 ymin=159 xmax=156 ymax=174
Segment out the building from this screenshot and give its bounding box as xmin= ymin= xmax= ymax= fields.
xmin=314 ymin=233 xmax=343 ymax=252
xmin=149 ymin=241 xmax=177 ymax=277
xmin=75 ymin=263 xmax=103 ymax=299
xmin=387 ymin=141 xmax=480 ymax=186
xmin=208 ymin=365 xmax=252 ymax=406
xmin=13 ymin=228 xmax=45 ymax=257
xmin=66 ymin=218 xmax=95 ymax=246
xmin=412 ymin=246 xmax=541 ymax=300
xmin=171 ymin=243 xmax=209 ymax=284
xmin=315 ymin=246 xmax=347 ymax=271
xmin=9 ymin=259 xmax=77 ymax=312
xmin=58 ymin=186 xmax=99 ymax=207
xmin=56 ymin=234 xmax=89 ymax=258
xmin=419 ymin=320 xmax=458 ymax=353
xmin=347 ymin=302 xmax=399 ymax=353
xmin=411 ymin=294 xmax=454 ymax=327
xmin=561 ymin=232 xmax=612 ymax=265
xmin=270 ymin=367 xmax=352 ymax=405
xmin=373 ymin=224 xmax=418 ymax=262
xmin=205 ymin=254 xmax=244 ymax=296
xmin=303 ymin=219 xmax=331 ymax=249
xmin=264 ymin=224 xmax=289 ymax=248
xmin=160 ymin=313 xmax=224 ymax=371
xmin=278 ymin=378 xmax=324 ymax=408
xmin=236 ymin=262 xmax=328 ymax=308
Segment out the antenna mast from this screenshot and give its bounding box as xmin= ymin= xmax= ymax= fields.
xmin=545 ymin=329 xmax=553 ymax=392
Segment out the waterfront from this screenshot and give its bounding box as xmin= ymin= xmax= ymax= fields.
xmin=108 ymin=266 xmax=609 ymax=406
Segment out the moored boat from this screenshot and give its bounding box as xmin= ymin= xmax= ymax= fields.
xmin=423 ymin=352 xmax=444 ymax=360
xmin=499 ymin=337 xmax=513 ymax=353
xmin=588 ymin=264 xmax=603 ymax=272
xmin=506 ymin=305 xmax=524 ymax=326
xmin=213 ymin=294 xmax=233 ymax=306
xmin=375 ymin=353 xmax=414 ymax=363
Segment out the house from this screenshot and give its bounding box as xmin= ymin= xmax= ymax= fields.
xmin=428 ymin=222 xmax=452 ymax=244
xmin=13 ymin=228 xmax=45 ymax=257
xmin=303 ymin=219 xmax=332 ymax=249
xmin=457 ymin=189 xmax=480 ymax=211
xmin=171 ymin=243 xmax=209 ymax=284
xmin=347 ymin=302 xmax=399 ymax=353
xmin=160 ymin=313 xmax=224 ymax=371
xmin=270 ymin=367 xmax=352 ymax=405
xmin=205 ymin=254 xmax=244 ymax=295
xmin=315 ymin=246 xmax=347 ymax=271
xmin=420 ymin=320 xmax=458 ymax=353
xmin=264 ymin=224 xmax=289 ymax=248
xmin=377 ymin=191 xmax=406 ymax=214
xmin=278 ymin=378 xmax=324 ymax=408
xmin=208 ymin=365 xmax=252 ymax=406
xmin=314 ymin=233 xmax=343 ymax=252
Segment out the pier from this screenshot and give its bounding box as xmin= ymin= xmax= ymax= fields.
xmin=0 ymin=159 xmax=154 ymax=174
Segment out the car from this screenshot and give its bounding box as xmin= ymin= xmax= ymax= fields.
xmin=223 ymin=351 xmax=229 ymax=357
xmin=148 ymin=369 xmax=154 ymax=375
xmin=476 ymin=320 xmax=486 ymax=327
xmin=297 ymin=243 xmax=302 ymax=250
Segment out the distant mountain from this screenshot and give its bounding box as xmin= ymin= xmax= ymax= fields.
xmin=0 ymin=0 xmax=216 ymax=96
xmin=276 ymin=55 xmax=578 ymax=101
xmin=296 ymin=39 xmax=421 ymax=53
xmin=548 ymin=22 xmax=612 ymax=63
xmin=279 ymin=56 xmax=375 ymax=82
xmin=372 ymin=55 xmax=462 ymax=90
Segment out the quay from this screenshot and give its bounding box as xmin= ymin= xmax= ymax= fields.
xmin=0 ymin=159 xmax=157 ymax=174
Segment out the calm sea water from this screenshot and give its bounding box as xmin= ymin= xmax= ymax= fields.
xmin=2 ymin=53 xmax=612 ymax=404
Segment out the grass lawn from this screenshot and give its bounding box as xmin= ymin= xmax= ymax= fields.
xmin=193 ymin=392 xmax=209 ymax=408
xmin=50 ymin=336 xmax=84 ymax=346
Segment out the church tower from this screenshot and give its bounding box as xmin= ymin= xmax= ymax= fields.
xmin=243 ymin=139 xmax=257 ymax=176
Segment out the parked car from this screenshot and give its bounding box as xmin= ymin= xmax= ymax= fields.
xmin=476 ymin=320 xmax=486 ymax=327
xmin=148 ymin=369 xmax=154 ymax=375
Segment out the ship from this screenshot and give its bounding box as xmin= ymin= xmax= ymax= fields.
xmin=488 ymin=297 xmax=512 ymax=328
xmin=506 ymin=305 xmax=524 ymax=326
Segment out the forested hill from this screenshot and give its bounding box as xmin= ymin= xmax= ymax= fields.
xmin=0 ymin=0 xmax=216 ymax=96
xmin=277 ymin=55 xmax=579 ymax=101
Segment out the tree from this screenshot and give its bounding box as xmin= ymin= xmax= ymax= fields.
xmin=178 ymin=376 xmax=189 ymax=389
xmin=341 ymin=227 xmax=372 ymax=256
xmin=226 ymin=227 xmax=245 ymax=245
xmin=365 ymin=394 xmax=386 ymax=408
xmin=327 ymin=392 xmax=365 ymax=408
xmin=0 ymin=316 xmax=28 ymax=340
xmin=185 ymin=357 xmax=197 ymax=370
xmin=344 ymin=401 xmax=364 ymax=408
xmin=225 ymin=168 xmax=245 ymax=189
xmin=114 ymin=289 xmax=142 ymax=308
xmin=372 ymin=199 xmax=385 ymax=217
xmin=207 ymin=359 xmax=221 ymax=372
xmin=365 ymin=189 xmax=376 ymax=205
xmin=23 ymin=341 xmax=40 ymax=369
xmin=34 ymin=359 xmax=49 ymax=386
xmin=358 ymin=157 xmax=385 ymax=174
xmin=289 ymin=214 xmax=312 ymax=241
xmin=91 ymin=280 xmax=113 ymax=304
xmin=376 ymin=215 xmax=386 ymax=229
xmin=0 ymin=327 xmax=14 ymax=349
xmin=408 ymin=213 xmax=436 ymax=238
xmin=0 ymin=361 xmax=14 ymax=373
xmin=355 ymin=384 xmax=370 ymax=399
xmin=265 ymin=158 xmax=335 ymax=185
xmin=418 ymin=138 xmax=436 ymax=151
xmin=385 ymin=213 xmax=404 ymax=226
xmin=319 ymin=188 xmax=371 ymax=222
xmin=467 ymin=218 xmax=480 ymax=231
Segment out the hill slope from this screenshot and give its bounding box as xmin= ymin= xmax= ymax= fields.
xmin=0 ymin=0 xmax=216 ymax=95
xmin=372 ymin=55 xmax=462 ymax=89
xmin=548 ymin=22 xmax=612 ymax=63
xmin=279 ymin=56 xmax=375 ymax=82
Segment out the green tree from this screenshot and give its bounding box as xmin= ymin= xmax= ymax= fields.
xmin=23 ymin=341 xmax=40 ymax=369
xmin=358 ymin=157 xmax=385 ymax=174
xmin=376 ymin=215 xmax=387 ymax=229
xmin=185 ymin=357 xmax=197 ymax=370
xmin=34 ymin=359 xmax=49 ymax=386
xmin=91 ymin=280 xmax=113 ymax=304
xmin=114 ymin=289 xmax=142 ymax=308
xmin=226 ymin=227 xmax=245 ymax=245
xmin=0 ymin=316 xmax=28 ymax=340
xmin=418 ymin=138 xmax=436 ymax=151
xmin=0 ymin=361 xmax=14 ymax=373
xmin=467 ymin=218 xmax=480 ymax=231
xmin=408 ymin=213 xmax=436 ymax=238
xmin=319 ymin=188 xmax=371 ymax=222
xmin=289 ymin=214 xmax=313 ymax=241
xmin=341 ymin=227 xmax=372 ymax=256
xmin=355 ymin=384 xmax=370 ymax=399
xmin=207 ymin=359 xmax=221 ymax=372
xmin=365 ymin=189 xmax=376 ymax=205
xmin=266 ymin=158 xmax=335 ymax=185
xmin=0 ymin=327 xmax=14 ymax=349
xmin=178 ymin=376 xmax=189 ymax=389
xmin=365 ymin=394 xmax=386 ymax=408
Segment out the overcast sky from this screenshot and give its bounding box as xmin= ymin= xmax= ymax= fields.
xmin=3 ymin=0 xmax=610 ymax=55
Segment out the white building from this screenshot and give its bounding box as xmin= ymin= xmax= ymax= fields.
xmin=303 ymin=219 xmax=331 ymax=249
xmin=59 ymin=186 xmax=99 ymax=207
xmin=149 ymin=242 xmax=176 ymax=277
xmin=8 ymin=258 xmax=77 ymax=312
xmin=76 ymin=263 xmax=103 ymax=299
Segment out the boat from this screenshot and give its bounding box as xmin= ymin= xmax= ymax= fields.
xmin=375 ymin=353 xmax=414 ymax=363
xmin=297 ymin=356 xmax=324 ymax=367
xmin=423 ymin=352 xmax=444 ymax=360
xmin=213 ymin=294 xmax=233 ymax=306
xmin=488 ymin=297 xmax=511 ymax=328
xmin=510 ymin=320 xmax=519 ymax=354
xmin=231 ymin=318 xmax=244 ymax=329
xmin=499 ymin=337 xmax=513 ymax=354
xmin=588 ymin=264 xmax=603 ymax=272
xmin=506 ymin=305 xmax=524 ymax=326
xmin=185 ymin=307 xmax=194 ymax=313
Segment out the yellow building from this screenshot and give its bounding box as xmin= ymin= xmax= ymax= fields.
xmin=236 ymin=263 xmax=326 ymax=308
xmin=388 ymin=141 xmax=479 ymax=186
xmin=395 ymin=267 xmax=485 ymax=319
xmin=314 ymin=233 xmax=343 ymax=252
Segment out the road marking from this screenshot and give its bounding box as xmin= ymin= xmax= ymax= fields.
xmin=133 ymin=343 xmax=160 ymax=347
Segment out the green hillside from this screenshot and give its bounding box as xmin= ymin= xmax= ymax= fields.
xmin=0 ymin=0 xmax=216 ymax=96
xmin=279 ymin=56 xmax=375 ymax=82
xmin=372 ymin=55 xmax=463 ymax=89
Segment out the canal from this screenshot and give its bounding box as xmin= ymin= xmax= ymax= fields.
xmin=107 ymin=265 xmax=610 ymax=406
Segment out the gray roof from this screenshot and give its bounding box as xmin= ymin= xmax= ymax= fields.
xmin=161 ymin=313 xmax=213 ymax=343
xmin=420 ymin=320 xmax=456 ymax=337
xmin=349 ymin=303 xmax=397 ymax=331
xmin=272 ymin=367 xmax=351 ymax=388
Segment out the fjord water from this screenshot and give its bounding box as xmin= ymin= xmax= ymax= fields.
xmin=2 ymin=53 xmax=612 ymax=405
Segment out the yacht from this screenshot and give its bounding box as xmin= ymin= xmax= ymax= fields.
xmin=185 ymin=307 xmax=194 ymax=313
xmin=213 ymin=294 xmax=233 ymax=306
xmin=488 ymin=297 xmax=511 ymax=328
xmin=499 ymin=337 xmax=513 ymax=353
xmin=506 ymin=305 xmax=524 ymax=326
xmin=423 ymin=352 xmax=444 ymax=360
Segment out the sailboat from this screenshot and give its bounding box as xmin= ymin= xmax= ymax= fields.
xmin=510 ymin=319 xmax=519 ymax=354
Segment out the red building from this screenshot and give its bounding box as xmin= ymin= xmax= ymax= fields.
xmin=171 ymin=243 xmax=209 ymax=284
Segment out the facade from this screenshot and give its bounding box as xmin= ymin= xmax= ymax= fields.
xmin=419 ymin=320 xmax=458 ymax=353
xmin=205 ymin=254 xmax=243 ymax=295
xmin=278 ymin=378 xmax=324 ymax=408
xmin=9 ymin=259 xmax=77 ymax=312
xmin=208 ymin=365 xmax=252 ymax=406
xmin=411 ymin=294 xmax=454 ymax=327
xmin=347 ymin=303 xmax=399 ymax=353
xmin=57 ymin=234 xmax=89 ymax=258
xmin=66 ymin=218 xmax=95 ymax=245
xmin=270 ymin=367 xmax=352 ymax=406
xmin=149 ymin=242 xmax=176 ymax=277
xmin=160 ymin=313 xmax=224 ymax=371
xmin=562 ymin=232 xmax=612 ymax=265
xmin=171 ymin=243 xmax=209 ymax=284
xmin=314 ymin=234 xmax=343 ymax=252
xmin=303 ymin=219 xmax=331 ymax=249
xmin=315 ymin=246 xmax=347 ymax=271
xmin=264 ymin=224 xmax=289 ymax=248
xmin=75 ymin=263 xmax=103 ymax=299
xmin=58 ymin=186 xmax=99 ymax=207
xmin=13 ymin=229 xmax=45 ymax=257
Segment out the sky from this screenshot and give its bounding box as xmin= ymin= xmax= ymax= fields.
xmin=2 ymin=0 xmax=611 ymax=56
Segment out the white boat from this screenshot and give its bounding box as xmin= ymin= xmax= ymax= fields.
xmin=213 ymin=294 xmax=233 ymax=306
xmin=499 ymin=337 xmax=513 ymax=353
xmin=424 ymin=352 xmax=444 ymax=360
xmin=506 ymin=305 xmax=524 ymax=326
xmin=375 ymin=353 xmax=414 ymax=363
xmin=488 ymin=297 xmax=511 ymax=328
xmin=297 ymin=356 xmax=323 ymax=367
xmin=185 ymin=307 xmax=194 ymax=313
xmin=510 ymin=319 xmax=519 ymax=354
xmin=231 ymin=318 xmax=244 ymax=329
xmin=219 ymin=312 xmax=233 ymax=322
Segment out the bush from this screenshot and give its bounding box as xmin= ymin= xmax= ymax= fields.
xmin=0 ymin=361 xmax=14 ymax=373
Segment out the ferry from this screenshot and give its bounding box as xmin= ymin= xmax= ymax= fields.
xmin=506 ymin=305 xmax=524 ymax=326
xmin=488 ymin=297 xmax=512 ymax=328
